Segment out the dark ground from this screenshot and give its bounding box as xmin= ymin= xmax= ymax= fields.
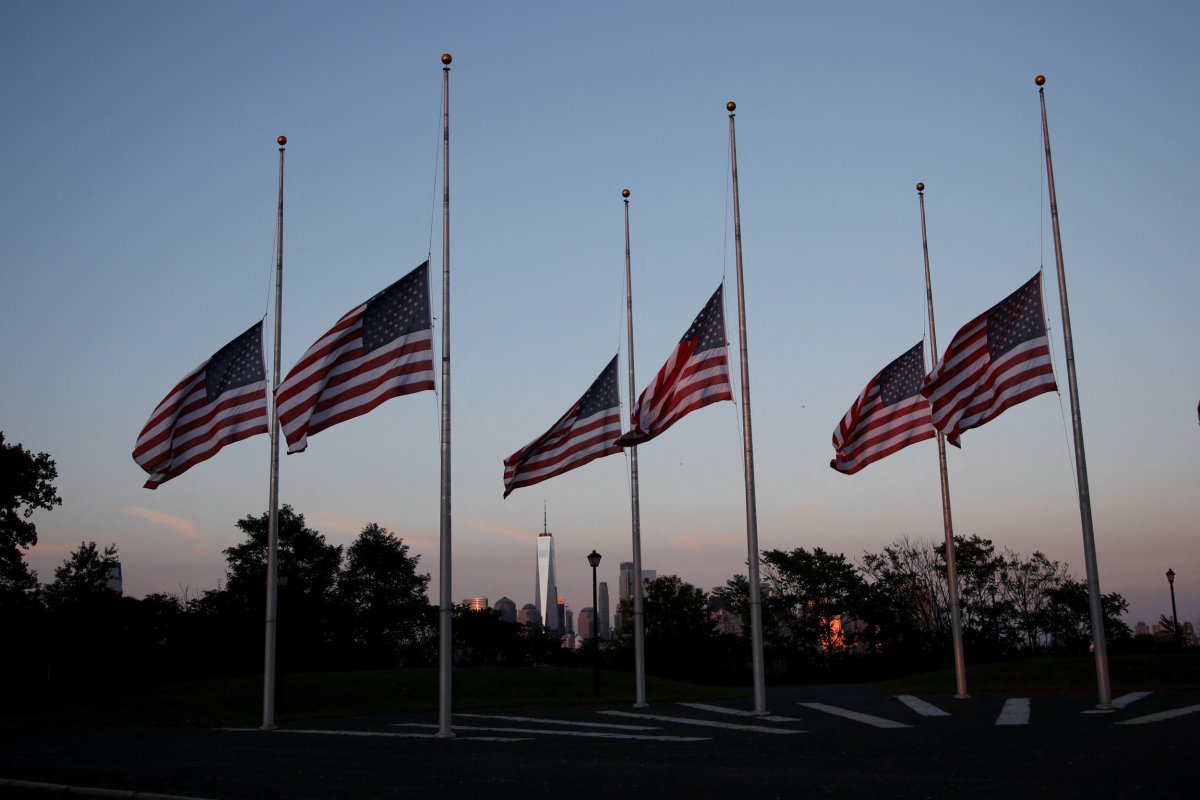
xmin=1 ymin=684 xmax=1195 ymax=799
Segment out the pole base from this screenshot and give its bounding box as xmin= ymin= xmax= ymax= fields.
xmin=953 ymin=693 xmax=970 ymax=700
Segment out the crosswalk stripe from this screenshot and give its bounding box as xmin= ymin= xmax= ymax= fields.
xmin=797 ymin=703 xmax=910 ymax=729
xmin=599 ymin=710 xmax=803 ymax=734
xmin=677 ymin=702 xmax=802 ymax=722
xmin=457 ymin=713 xmax=658 ymax=730
xmin=229 ymin=727 xmax=528 ymax=742
xmin=1115 ymin=704 xmax=1200 ymax=726
xmin=392 ymin=723 xmax=707 ymax=741
xmin=895 ymin=695 xmax=950 ymax=717
xmin=995 ymin=698 xmax=1031 ymax=726
xmin=1112 ymin=691 xmax=1152 ymax=709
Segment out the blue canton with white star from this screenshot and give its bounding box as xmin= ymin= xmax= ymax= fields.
xmin=987 ymin=276 xmax=1046 ymax=361
xmin=206 ymin=323 xmax=265 ymax=402
xmin=363 ymin=261 xmax=432 ymax=354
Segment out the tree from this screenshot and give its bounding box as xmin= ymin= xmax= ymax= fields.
xmin=761 ymin=547 xmax=866 ymax=656
xmin=1 ymin=432 xmax=62 ymax=596
xmin=221 ymin=505 xmax=343 ymax=670
xmin=44 ymin=541 xmax=120 ymax=606
xmin=335 ymin=523 xmax=432 ymax=667
xmin=1040 ymin=578 xmax=1132 ymax=652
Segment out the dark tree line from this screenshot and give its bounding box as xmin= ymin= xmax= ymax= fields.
xmin=614 ymin=536 xmax=1136 ymax=684
xmin=0 ymin=432 xmax=1168 ymax=702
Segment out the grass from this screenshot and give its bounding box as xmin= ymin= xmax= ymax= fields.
xmin=14 ymin=667 xmax=741 ymax=729
xmin=874 ymin=652 xmax=1200 ymax=694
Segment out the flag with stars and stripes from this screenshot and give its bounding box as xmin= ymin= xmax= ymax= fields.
xmin=276 ymin=261 xmax=435 ymax=453
xmin=133 ymin=321 xmax=269 ymax=489
xmin=921 ymin=272 xmax=1057 ymax=446
xmin=503 ymin=355 xmax=623 ymax=498
xmin=831 ymin=341 xmax=937 ymax=474
xmin=618 ymin=284 xmax=733 ymax=447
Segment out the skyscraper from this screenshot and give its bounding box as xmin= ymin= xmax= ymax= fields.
xmin=598 ymin=581 xmax=611 ymax=640
xmin=535 ymin=512 xmax=559 ymax=635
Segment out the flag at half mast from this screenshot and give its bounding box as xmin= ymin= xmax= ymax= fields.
xmin=831 ymin=341 xmax=937 ymax=474
xmin=921 ymin=272 xmax=1057 ymax=446
xmin=133 ymin=322 xmax=270 ymax=489
xmin=618 ymin=284 xmax=733 ymax=447
xmin=503 ymin=355 xmax=623 ymax=498
xmin=276 ymin=261 xmax=435 ymax=453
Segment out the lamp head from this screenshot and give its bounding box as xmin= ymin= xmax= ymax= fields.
xmin=587 ymin=550 xmax=602 ymax=569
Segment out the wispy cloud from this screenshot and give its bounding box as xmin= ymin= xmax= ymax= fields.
xmin=26 ymin=542 xmax=74 ymax=557
xmin=668 ymin=530 xmax=737 ymax=552
xmin=123 ymin=506 xmax=204 ymax=539
xmin=462 ymin=516 xmax=533 ymax=543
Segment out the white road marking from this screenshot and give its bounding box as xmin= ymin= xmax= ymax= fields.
xmin=797 ymin=702 xmax=910 ymax=729
xmin=995 ymin=698 xmax=1031 ymax=726
xmin=457 ymin=713 xmax=658 ymax=730
xmin=223 ymin=727 xmax=527 ymax=742
xmin=392 ymin=722 xmax=707 ymax=741
xmin=599 ymin=709 xmax=803 ymax=734
xmin=1112 ymin=691 xmax=1153 ymax=709
xmin=1116 ymin=704 xmax=1200 ymax=726
xmin=677 ymin=702 xmax=802 ymax=722
xmin=895 ymin=695 xmax=950 ymax=717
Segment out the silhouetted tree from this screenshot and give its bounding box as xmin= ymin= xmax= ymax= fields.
xmin=335 ymin=523 xmax=432 ymax=667
xmin=761 ymin=547 xmax=866 ymax=657
xmin=0 ymin=432 xmax=61 ymax=598
xmin=221 ymin=506 xmax=343 ymax=671
xmin=1041 ymin=578 xmax=1131 ymax=652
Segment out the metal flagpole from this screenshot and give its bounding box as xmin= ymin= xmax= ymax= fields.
xmin=1036 ymin=75 xmax=1112 ymax=708
xmin=727 ymin=102 xmax=767 ymax=715
xmin=261 ymin=134 xmax=286 ymax=730
xmin=622 ymin=189 xmax=648 ymax=707
xmin=917 ymin=182 xmax=969 ymax=700
xmin=437 ymin=53 xmax=455 ymax=738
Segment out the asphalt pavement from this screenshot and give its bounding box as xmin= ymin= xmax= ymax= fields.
xmin=2 ymin=683 xmax=1196 ymax=799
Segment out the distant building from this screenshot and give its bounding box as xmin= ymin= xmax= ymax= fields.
xmin=707 ymin=594 xmax=741 ymax=636
xmin=536 ymin=516 xmax=560 ymax=635
xmin=105 ymin=563 xmax=123 ymax=596
xmin=598 ymin=581 xmax=611 ymax=640
xmin=618 ymin=561 xmax=655 ymax=600
xmin=517 ymin=603 xmax=541 ymax=627
xmin=494 ymin=596 xmax=517 ymax=623
xmin=1135 ymin=621 xmax=1150 ymax=636
xmin=560 ymin=599 xmax=570 ymax=637
xmin=578 ymin=607 xmax=595 ymax=640
xmin=463 ymin=596 xmax=489 ymax=612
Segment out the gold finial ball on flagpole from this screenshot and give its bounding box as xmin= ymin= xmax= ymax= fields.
xmin=726 ymin=101 xmax=736 ymax=112
xmin=442 ymin=53 xmax=452 ymax=65
xmin=916 ymin=182 xmax=924 ymax=192
xmin=1035 ymin=75 xmax=1046 ymax=86
xmin=277 ymin=135 xmax=287 ymax=146
xmin=622 ymin=189 xmax=630 ymax=198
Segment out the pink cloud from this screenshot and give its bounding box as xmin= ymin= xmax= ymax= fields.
xmin=462 ymin=516 xmax=533 ymax=543
xmin=123 ymin=506 xmax=204 ymax=539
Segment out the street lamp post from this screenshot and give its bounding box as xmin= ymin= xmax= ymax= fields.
xmin=1166 ymin=569 xmax=1180 ymax=648
xmin=587 ymin=550 xmax=602 ymax=696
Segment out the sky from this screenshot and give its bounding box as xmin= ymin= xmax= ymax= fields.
xmin=2 ymin=1 xmax=1197 ymax=638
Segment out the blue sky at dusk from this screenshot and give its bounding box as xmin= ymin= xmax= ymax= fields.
xmin=2 ymin=1 xmax=1197 ymax=633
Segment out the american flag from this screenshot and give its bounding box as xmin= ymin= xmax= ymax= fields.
xmin=503 ymin=355 xmax=623 ymax=498
xmin=921 ymin=272 xmax=1057 ymax=446
xmin=133 ymin=322 xmax=269 ymax=489
xmin=831 ymin=341 xmax=937 ymax=474
xmin=619 ymin=284 xmax=733 ymax=447
xmin=276 ymin=261 xmax=435 ymax=453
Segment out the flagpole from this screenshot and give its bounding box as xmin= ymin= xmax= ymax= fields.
xmin=917 ymin=182 xmax=969 ymax=700
xmin=727 ymin=102 xmax=767 ymax=715
xmin=261 ymin=134 xmax=286 ymax=731
xmin=1037 ymin=75 xmax=1112 ymax=708
xmin=436 ymin=53 xmax=455 ymax=738
xmin=622 ymin=189 xmax=648 ymax=707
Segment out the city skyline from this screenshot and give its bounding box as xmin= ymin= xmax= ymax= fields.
xmin=2 ymin=2 xmax=1197 ymax=639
